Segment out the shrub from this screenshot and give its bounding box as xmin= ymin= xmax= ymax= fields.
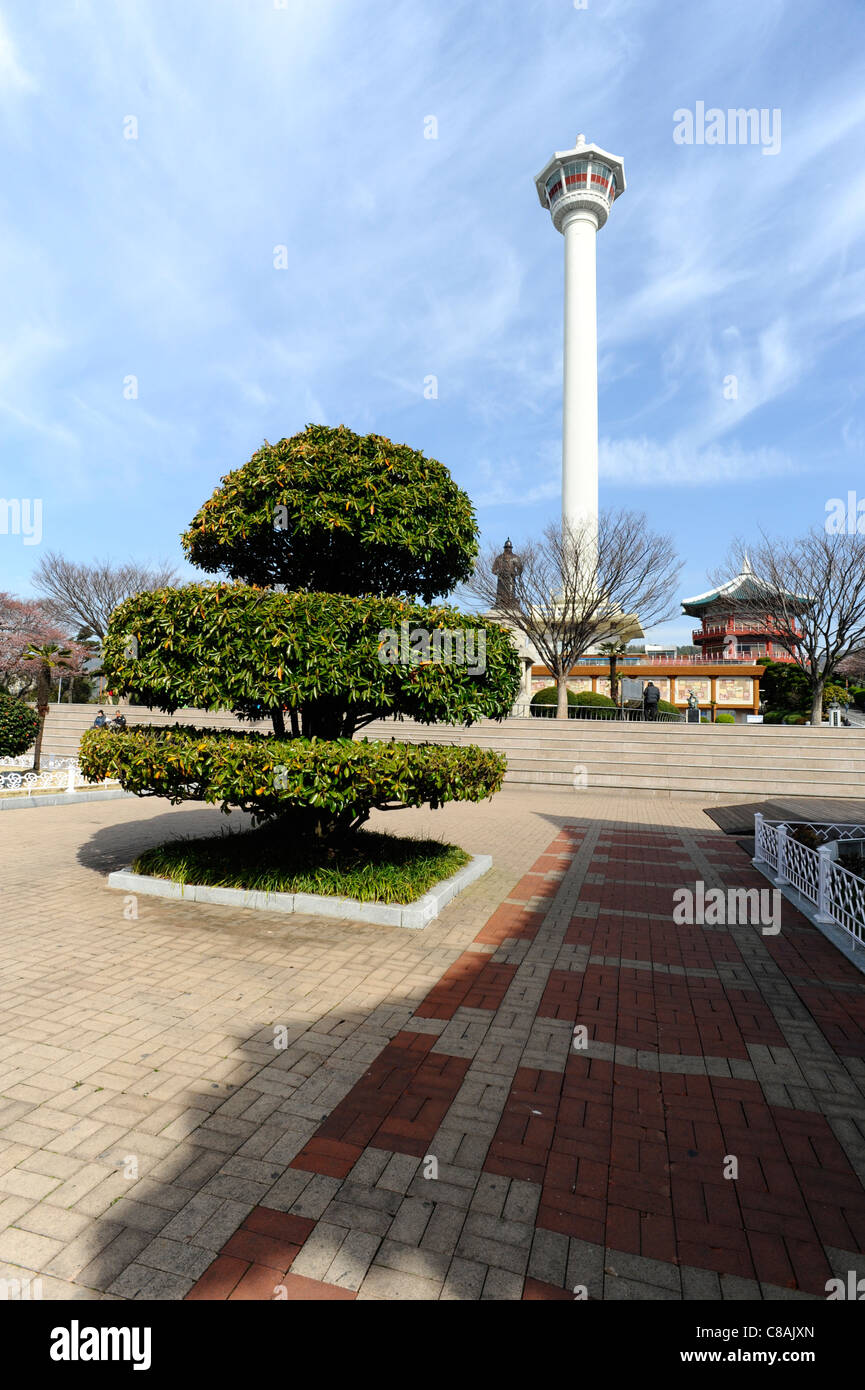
xmin=657 ymin=698 xmax=678 ymax=714
xmin=572 ymin=691 xmax=616 ymax=720
xmin=763 ymin=710 xmax=784 ymax=723
xmin=822 ymin=681 xmax=849 ymax=709
xmin=79 ymin=725 xmax=508 ymax=842
xmin=714 ymin=712 xmax=735 ymax=724
xmin=0 ymin=695 xmax=39 ymax=758
xmin=783 ymin=712 xmax=808 ymax=725
xmin=531 ymin=686 xmax=578 ymax=706
xmin=758 ymin=661 xmax=810 ymax=712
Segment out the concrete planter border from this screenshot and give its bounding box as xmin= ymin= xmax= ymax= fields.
xmin=107 ymin=853 xmax=493 ymax=929
xmin=0 ymin=788 xmax=132 ymax=811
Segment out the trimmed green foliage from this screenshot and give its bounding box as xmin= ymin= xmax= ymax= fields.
xmin=572 ymin=691 xmax=616 ymax=720
xmin=821 ymin=681 xmax=848 ymax=708
xmin=657 ymin=699 xmax=679 ymax=713
xmin=714 ymin=712 xmax=736 ymax=723
xmin=531 ymin=685 xmax=578 ymax=706
xmin=133 ymin=826 xmax=470 ymax=904
xmin=79 ymin=725 xmax=507 ymax=839
xmin=0 ymin=694 xmax=39 ymax=758
xmin=100 ymin=424 xmax=513 ymax=855
xmin=783 ymin=712 xmax=808 ymax=724
xmin=102 ymin=584 xmax=521 ymax=737
xmin=182 ymin=423 xmax=478 ymax=601
xmin=758 ymin=661 xmax=810 ymax=712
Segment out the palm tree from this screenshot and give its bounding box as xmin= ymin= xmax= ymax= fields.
xmin=597 ymin=639 xmax=630 ymax=708
xmin=23 ymin=643 xmax=72 ymax=771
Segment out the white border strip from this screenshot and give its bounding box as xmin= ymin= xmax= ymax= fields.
xmin=107 ymin=853 xmax=493 ymax=930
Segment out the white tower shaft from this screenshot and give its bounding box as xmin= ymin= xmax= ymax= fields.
xmin=562 ymin=208 xmax=599 ymax=551
xmin=535 ymin=135 xmax=624 ymax=563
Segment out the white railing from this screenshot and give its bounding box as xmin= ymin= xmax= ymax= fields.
xmin=0 ymin=764 xmax=86 ymax=795
xmin=2 ymin=754 xmax=78 ymax=769
xmin=0 ymin=757 xmax=119 ymax=797
xmin=754 ymin=814 xmax=865 ymax=951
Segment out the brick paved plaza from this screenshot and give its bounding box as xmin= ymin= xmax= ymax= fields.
xmin=2 ymin=788 xmax=864 ymax=1301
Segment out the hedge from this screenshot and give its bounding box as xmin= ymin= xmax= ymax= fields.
xmin=0 ymin=694 xmax=39 ymax=758
xmin=79 ymin=725 xmax=508 ymax=840
xmin=714 ymin=712 xmax=735 ymax=723
xmin=531 ymin=686 xmax=579 ymax=706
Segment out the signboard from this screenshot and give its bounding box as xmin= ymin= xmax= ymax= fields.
xmin=674 ymin=677 xmax=711 ymax=705
xmin=716 ymin=677 xmax=754 ymax=706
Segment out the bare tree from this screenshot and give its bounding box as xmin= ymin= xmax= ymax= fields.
xmin=465 ymin=511 xmax=682 ymax=718
xmin=31 ymin=553 xmax=179 ymax=641
xmin=717 ymin=530 xmax=865 ymax=725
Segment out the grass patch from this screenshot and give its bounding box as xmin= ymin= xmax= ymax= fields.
xmin=132 ymin=824 xmax=472 ymax=904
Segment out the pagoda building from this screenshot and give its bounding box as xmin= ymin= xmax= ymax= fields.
xmin=681 ymin=556 xmax=801 ymax=663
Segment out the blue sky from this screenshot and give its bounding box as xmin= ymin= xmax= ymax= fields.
xmin=1 ymin=0 xmax=864 ymax=645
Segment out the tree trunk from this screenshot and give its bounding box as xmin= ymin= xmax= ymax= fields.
xmin=556 ymin=677 xmax=569 ymax=719
xmin=32 ymin=665 xmax=50 ymax=771
xmin=32 ymin=706 xmax=48 ymax=772
xmin=811 ymin=680 xmax=825 ymax=726
xmin=271 ymin=707 xmax=286 ymax=737
xmin=609 ymin=657 xmax=619 ymax=707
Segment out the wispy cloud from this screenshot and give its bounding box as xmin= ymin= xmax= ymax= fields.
xmin=0 ymin=0 xmax=863 ymax=629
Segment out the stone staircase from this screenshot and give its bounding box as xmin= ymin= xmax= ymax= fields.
xmin=357 ymin=717 xmax=865 ymax=800
xmin=34 ymin=705 xmax=865 ymax=800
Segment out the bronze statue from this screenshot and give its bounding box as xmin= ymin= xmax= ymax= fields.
xmin=492 ymin=538 xmax=522 ymax=607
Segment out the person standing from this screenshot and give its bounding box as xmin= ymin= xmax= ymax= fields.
xmin=643 ymin=681 xmax=660 ymax=721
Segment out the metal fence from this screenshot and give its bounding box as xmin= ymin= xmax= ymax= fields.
xmin=513 ymin=702 xmax=685 ymax=722
xmin=754 ymin=814 xmax=865 ymax=951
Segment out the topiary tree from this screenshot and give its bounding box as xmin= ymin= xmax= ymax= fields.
xmin=182 ymin=423 xmax=478 ymax=602
xmin=80 ymin=425 xmax=521 ymax=848
xmin=0 ymin=694 xmax=40 ymax=759
xmin=758 ymin=661 xmax=810 ymax=713
xmin=101 ymin=587 xmax=518 ymax=739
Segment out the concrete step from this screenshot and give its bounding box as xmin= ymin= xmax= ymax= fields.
xmin=31 ymin=705 xmax=865 ymax=799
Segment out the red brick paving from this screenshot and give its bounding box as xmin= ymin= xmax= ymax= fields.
xmin=186 ymin=821 xmax=865 ymax=1298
